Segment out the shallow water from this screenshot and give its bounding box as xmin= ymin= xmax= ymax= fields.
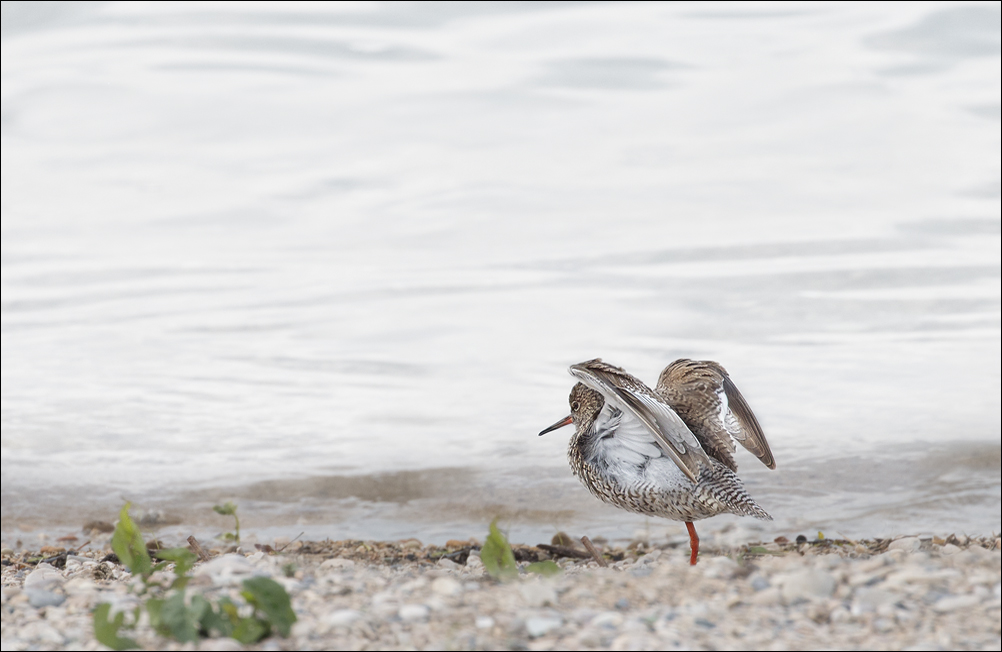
xmin=2 ymin=1 xmax=1000 ymax=546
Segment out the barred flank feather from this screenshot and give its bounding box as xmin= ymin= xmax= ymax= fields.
xmin=698 ymin=463 xmax=773 ymax=521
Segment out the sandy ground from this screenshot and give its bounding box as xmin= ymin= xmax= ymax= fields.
xmin=1 ymin=533 xmax=1000 ymax=651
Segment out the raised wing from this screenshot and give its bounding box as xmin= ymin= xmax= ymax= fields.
xmin=569 ymin=359 xmax=710 ymax=482
xmin=656 ymin=359 xmax=776 ymax=471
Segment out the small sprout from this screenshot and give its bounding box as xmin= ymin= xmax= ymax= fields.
xmin=111 ymin=504 xmax=152 ymax=580
xmin=817 ymin=531 xmax=826 ymax=541
xmin=481 ymin=519 xmax=518 ymax=581
xmin=282 ymin=562 xmax=297 ymax=578
xmin=525 ymin=560 xmax=562 ymax=577
xmin=213 ymin=502 xmax=241 ymax=543
xmin=95 ymin=503 xmax=296 ymax=647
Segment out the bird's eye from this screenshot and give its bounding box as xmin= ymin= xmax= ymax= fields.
xmin=571 ymin=401 xmax=580 ymax=411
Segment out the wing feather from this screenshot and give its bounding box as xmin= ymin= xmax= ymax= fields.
xmin=569 ymin=360 xmax=709 ymax=482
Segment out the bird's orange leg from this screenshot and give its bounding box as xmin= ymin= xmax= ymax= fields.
xmin=686 ymin=521 xmax=699 ymax=566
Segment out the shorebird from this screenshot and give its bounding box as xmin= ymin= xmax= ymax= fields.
xmin=539 ymin=358 xmax=776 ymax=565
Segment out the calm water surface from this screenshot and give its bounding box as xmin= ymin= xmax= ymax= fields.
xmin=2 ymin=1 xmax=1000 ymax=546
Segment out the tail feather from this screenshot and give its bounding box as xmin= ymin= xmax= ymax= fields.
xmin=698 ymin=463 xmax=772 ymax=521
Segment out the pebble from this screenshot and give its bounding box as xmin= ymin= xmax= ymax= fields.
xmin=932 ymin=594 xmax=981 ymax=613
xmin=888 ymin=537 xmax=922 ymax=553
xmin=525 ymin=615 xmax=562 ymax=638
xmin=318 ymin=558 xmax=355 ymax=572
xmin=852 ymin=587 xmax=897 ymax=615
xmin=431 ymin=577 xmax=462 ymax=596
xmin=2 ymin=536 xmax=1000 ymax=651
xmin=325 ymin=609 xmax=362 ymax=627
xmin=519 ymin=580 xmax=558 ymax=607
xmin=23 ymin=564 xmax=63 ymax=591
xmin=193 ymin=554 xmax=258 ymax=585
xmin=778 ymin=570 xmax=837 ymax=603
xmin=398 ymin=604 xmax=430 ymax=622
xmin=25 ymin=589 xmax=66 ymax=608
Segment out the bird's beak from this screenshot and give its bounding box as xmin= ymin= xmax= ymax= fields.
xmin=538 ymin=415 xmax=573 ymax=436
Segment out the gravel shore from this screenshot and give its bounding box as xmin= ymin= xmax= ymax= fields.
xmin=2 ymin=533 xmax=999 ymax=650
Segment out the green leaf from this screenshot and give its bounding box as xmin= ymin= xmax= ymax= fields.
xmin=93 ymin=603 xmax=139 ymax=651
xmin=481 ymin=519 xmax=518 ymax=581
xmin=146 ymin=597 xmax=164 ymax=631
xmin=525 ymin=560 xmax=562 ymax=577
xmin=157 ymin=591 xmax=200 ymax=642
xmin=212 ymin=502 xmax=237 ymax=516
xmin=111 ymin=504 xmax=152 ymax=579
xmin=196 ymin=597 xmax=234 ymax=637
xmin=231 ymin=617 xmax=269 ymax=644
xmin=155 ymin=548 xmax=197 ymax=588
xmin=241 ymin=576 xmax=297 ymax=637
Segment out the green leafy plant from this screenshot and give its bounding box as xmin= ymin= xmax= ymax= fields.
xmin=93 ymin=503 xmax=296 ymax=649
xmin=212 ymin=501 xmax=240 ymax=543
xmin=480 ymin=520 xmax=562 ymax=580
xmin=525 ymin=560 xmax=562 ymax=577
xmin=481 ymin=519 xmax=519 ymax=581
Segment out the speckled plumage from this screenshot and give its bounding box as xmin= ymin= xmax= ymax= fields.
xmin=540 ymin=358 xmax=776 ymax=563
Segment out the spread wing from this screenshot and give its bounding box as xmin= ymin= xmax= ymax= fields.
xmin=656 ymin=359 xmax=776 ymax=471
xmin=569 ymin=359 xmax=710 ymax=482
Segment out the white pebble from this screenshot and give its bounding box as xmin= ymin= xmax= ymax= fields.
xmin=519 ymin=581 xmax=557 ymax=607
xmin=318 ymin=558 xmax=355 ymax=572
xmin=887 ymin=537 xmax=922 ymax=553
xmin=437 ymin=558 xmax=461 ymax=571
xmin=933 ymin=595 xmax=980 ymax=613
xmin=398 ymin=604 xmax=430 ymax=622
xmin=590 ymin=611 xmax=623 ymax=628
xmin=779 ymin=570 xmax=837 ymax=603
xmin=475 ymin=615 xmax=495 ymax=629
xmin=525 ymin=615 xmax=562 ymax=638
xmin=703 ymin=556 xmax=740 ymax=579
xmin=939 ymin=544 xmax=962 ymax=556
xmin=325 ymin=609 xmax=362 ymax=627
xmin=194 ymin=554 xmax=257 ymax=585
xmin=24 ymin=564 xmax=63 ymax=591
xmin=852 ymin=587 xmax=897 ymax=615
xmin=431 ymin=577 xmax=461 ymax=596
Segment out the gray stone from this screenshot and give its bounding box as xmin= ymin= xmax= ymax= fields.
xmin=23 ymin=564 xmax=63 ymax=591
xmin=852 ymin=587 xmax=898 ymax=615
xmin=25 ymin=589 xmax=66 ymax=608
xmin=325 ymin=609 xmax=362 ymax=627
xmin=437 ymin=558 xmax=461 ymax=571
xmin=525 ymin=615 xmax=562 ymax=638
xmin=703 ymin=556 xmax=740 ymax=579
xmin=519 ymin=580 xmax=557 ymax=607
xmin=748 ymin=573 xmax=770 ymax=591
xmin=779 ymin=570 xmax=837 ymax=603
xmin=590 ymin=611 xmax=623 ymax=628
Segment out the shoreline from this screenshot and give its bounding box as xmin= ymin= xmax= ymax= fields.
xmin=2 ymin=533 xmax=1000 ymax=650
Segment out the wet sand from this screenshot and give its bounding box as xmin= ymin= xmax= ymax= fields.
xmin=1 ymin=533 xmax=999 ymax=650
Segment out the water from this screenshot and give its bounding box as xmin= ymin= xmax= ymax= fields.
xmin=2 ymin=1 xmax=999 ymax=546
